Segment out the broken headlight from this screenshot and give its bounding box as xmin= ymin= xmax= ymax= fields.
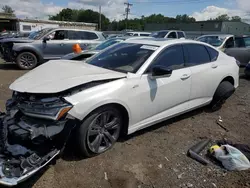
xmin=18 ymin=97 xmax=72 ymax=120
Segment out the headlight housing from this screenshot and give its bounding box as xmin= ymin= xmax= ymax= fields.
xmin=18 ymin=97 xmax=72 ymax=120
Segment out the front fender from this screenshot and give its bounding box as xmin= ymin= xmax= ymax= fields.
xmin=13 ymin=44 xmax=43 ymax=62
xmin=66 ymin=98 xmax=131 ymax=122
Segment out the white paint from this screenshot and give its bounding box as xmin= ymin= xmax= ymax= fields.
xmin=18 ymin=21 xmax=59 ymax=33
xmin=10 ymin=39 xmax=239 ymax=136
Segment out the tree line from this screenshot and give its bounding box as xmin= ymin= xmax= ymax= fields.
xmin=1 ymin=5 xmax=243 ymax=31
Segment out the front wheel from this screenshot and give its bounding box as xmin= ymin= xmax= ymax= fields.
xmin=78 ymin=106 xmax=122 ymax=157
xmin=210 ymin=81 xmax=235 ymax=111
xmin=16 ymin=52 xmax=38 ymax=70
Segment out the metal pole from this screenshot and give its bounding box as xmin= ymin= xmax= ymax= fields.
xmin=99 ymin=5 xmax=102 ymax=31
xmin=124 ymin=2 xmax=132 ymax=30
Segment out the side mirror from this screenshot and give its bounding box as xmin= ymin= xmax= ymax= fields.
xmin=43 ymin=36 xmax=50 ymax=43
xmin=150 ymin=65 xmax=172 ymax=79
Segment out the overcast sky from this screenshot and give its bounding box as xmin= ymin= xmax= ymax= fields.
xmin=0 ymin=0 xmax=250 ymax=22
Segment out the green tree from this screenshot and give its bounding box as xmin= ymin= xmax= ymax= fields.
xmin=176 ymin=14 xmax=196 ymax=22
xmin=231 ymin=16 xmax=241 ymax=22
xmin=214 ymin=14 xmax=230 ymax=21
xmin=2 ymin=5 xmax=15 ymax=16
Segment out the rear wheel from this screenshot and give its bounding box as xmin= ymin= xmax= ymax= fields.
xmin=16 ymin=52 xmax=38 ymax=70
xmin=78 ymin=106 xmax=122 ymax=157
xmin=210 ymin=81 xmax=235 ymax=111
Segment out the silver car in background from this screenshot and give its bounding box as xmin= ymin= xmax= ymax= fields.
xmin=0 ymin=28 xmax=106 ymax=70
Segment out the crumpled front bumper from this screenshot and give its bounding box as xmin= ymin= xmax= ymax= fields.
xmin=0 ymin=112 xmax=64 ymax=186
xmin=0 ymin=150 xmax=60 ymax=186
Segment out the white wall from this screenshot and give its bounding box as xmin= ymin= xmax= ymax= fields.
xmin=18 ymin=22 xmax=59 ymax=33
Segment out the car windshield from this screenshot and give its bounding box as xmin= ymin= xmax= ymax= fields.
xmin=124 ymin=32 xmax=134 ymax=36
xmin=31 ymin=28 xmax=54 ymax=40
xmin=95 ymin=38 xmax=124 ymax=50
xmin=150 ymin=31 xmax=169 ymax=38
xmin=86 ymin=43 xmax=158 ymax=73
xmin=197 ymin=36 xmax=225 ymax=47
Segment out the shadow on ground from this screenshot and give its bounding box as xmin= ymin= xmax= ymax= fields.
xmin=0 ymin=63 xmax=20 ymax=70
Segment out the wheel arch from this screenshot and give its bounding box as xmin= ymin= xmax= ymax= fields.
xmin=220 ymin=75 xmax=235 ymax=86
xmin=16 ymin=49 xmax=42 ymax=63
xmin=69 ymin=101 xmax=131 ymax=135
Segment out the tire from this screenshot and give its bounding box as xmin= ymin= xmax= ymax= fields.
xmin=210 ymin=81 xmax=235 ymax=111
xmin=16 ymin=52 xmax=38 ymax=70
xmin=78 ymin=106 xmax=123 ymax=157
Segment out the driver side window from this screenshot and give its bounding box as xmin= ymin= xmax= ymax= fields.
xmin=51 ymin=30 xmax=67 ymax=40
xmin=147 ymin=45 xmax=185 ymax=72
xmin=167 ymin=32 xmax=177 ymax=39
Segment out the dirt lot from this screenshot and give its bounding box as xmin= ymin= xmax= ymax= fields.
xmin=0 ymin=62 xmax=249 ymax=188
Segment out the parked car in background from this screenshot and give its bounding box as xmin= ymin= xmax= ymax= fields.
xmin=197 ymin=34 xmax=250 ymax=67
xmin=62 ymin=36 xmax=152 ymax=60
xmin=124 ymin=32 xmax=151 ymax=37
xmin=150 ymin=30 xmax=186 ymax=39
xmin=196 ymin=34 xmax=234 ymax=51
xmin=0 ymin=38 xmax=239 ymax=186
xmin=244 ymin=62 xmax=250 ymax=78
xmin=0 ymin=28 xmax=105 ymax=70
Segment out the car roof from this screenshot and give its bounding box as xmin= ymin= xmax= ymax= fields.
xmin=122 ymin=38 xmax=204 ymax=47
xmin=52 ymin=28 xmax=103 ymax=33
xmin=126 ymin=31 xmax=151 ymax=34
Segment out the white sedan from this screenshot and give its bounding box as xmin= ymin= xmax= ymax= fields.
xmin=0 ymin=38 xmax=239 ymax=186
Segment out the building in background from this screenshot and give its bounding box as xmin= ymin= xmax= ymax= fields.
xmin=0 ymin=13 xmax=97 ymax=34
xmin=145 ymin=21 xmax=250 ymax=39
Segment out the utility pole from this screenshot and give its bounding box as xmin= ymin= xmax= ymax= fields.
xmin=99 ymin=5 xmax=102 ymax=31
xmin=124 ymin=2 xmax=132 ymax=30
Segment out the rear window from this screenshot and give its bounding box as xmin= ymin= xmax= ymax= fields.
xmin=68 ymin=31 xmax=98 ymax=40
xmin=205 ymin=46 xmax=219 ymax=62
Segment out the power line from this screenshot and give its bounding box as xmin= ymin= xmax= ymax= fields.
xmin=124 ymin=2 xmax=133 ymax=29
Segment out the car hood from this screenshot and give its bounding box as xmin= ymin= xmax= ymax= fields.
xmin=0 ymin=38 xmax=34 ymax=43
xmin=10 ymin=60 xmax=126 ymax=94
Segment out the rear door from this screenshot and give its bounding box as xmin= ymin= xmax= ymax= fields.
xmin=183 ymin=43 xmax=221 ymax=106
xmin=66 ymin=30 xmax=101 ymax=53
xmin=224 ymin=37 xmax=250 ymax=66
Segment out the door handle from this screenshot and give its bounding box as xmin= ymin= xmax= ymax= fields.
xmin=181 ymin=74 xmax=190 ymax=80
xmin=211 ymin=64 xmax=218 ymax=69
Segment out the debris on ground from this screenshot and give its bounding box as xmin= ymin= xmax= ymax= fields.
xmin=104 ymin=172 xmax=108 ymax=180
xmin=177 ymin=172 xmax=184 ymax=179
xmin=216 ymin=116 xmax=229 ymax=132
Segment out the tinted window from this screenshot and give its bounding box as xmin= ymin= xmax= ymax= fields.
xmin=235 ymin=37 xmax=245 ymax=47
xmin=205 ymin=46 xmax=219 ymax=62
xmin=168 ymin=32 xmax=177 ymax=39
xmin=68 ymin=31 xmax=98 ymax=40
xmin=184 ymin=44 xmax=210 ymax=66
xmin=148 ymin=45 xmax=184 ymax=71
xmin=86 ymin=32 xmax=98 ymax=40
xmin=151 ymin=31 xmax=168 ymax=38
xmin=244 ymin=37 xmax=250 ymax=47
xmin=52 ymin=30 xmax=67 ymax=40
xmin=141 ymin=33 xmax=150 ymax=36
xmin=197 ymin=36 xmax=224 ymax=47
xmin=224 ymin=37 xmax=234 ymax=48
xmin=177 ymin=32 xmax=185 ymax=38
xmin=87 ymin=43 xmax=157 ymax=73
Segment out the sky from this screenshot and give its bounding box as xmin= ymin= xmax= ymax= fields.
xmin=0 ymin=0 xmax=250 ymax=23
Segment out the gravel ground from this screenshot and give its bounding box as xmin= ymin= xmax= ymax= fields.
xmin=0 ymin=62 xmax=249 ymax=188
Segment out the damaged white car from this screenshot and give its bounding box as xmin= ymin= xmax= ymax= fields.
xmin=0 ymin=38 xmax=239 ymax=186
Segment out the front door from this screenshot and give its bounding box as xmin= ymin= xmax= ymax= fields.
xmin=42 ymin=30 xmax=68 ymax=60
xmin=131 ymin=44 xmax=191 ymax=129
